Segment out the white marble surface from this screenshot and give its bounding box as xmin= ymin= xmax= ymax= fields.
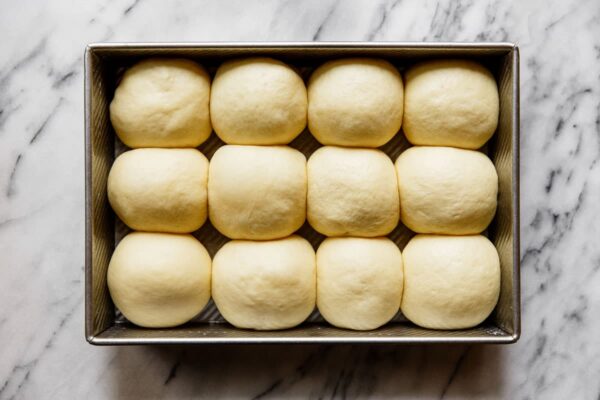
xmin=1 ymin=0 xmax=599 ymax=398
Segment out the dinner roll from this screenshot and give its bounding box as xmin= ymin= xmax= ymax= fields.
xmin=208 ymin=145 xmax=306 ymax=240
xmin=210 ymin=57 xmax=307 ymax=145
xmin=307 ymin=146 xmax=399 ymax=237
xmin=403 ymin=59 xmax=499 ymax=149
xmin=107 ymin=232 xmax=211 ymax=328
xmin=395 ymin=146 xmax=497 ymax=235
xmin=401 ymin=234 xmax=501 ymax=329
xmin=110 ymin=58 xmax=211 ymax=148
xmin=308 ymin=58 xmax=403 ymax=147
xmin=317 ymin=237 xmax=403 ymax=330
xmin=108 ymin=148 xmax=209 ymax=233
xmin=212 ymin=236 xmax=316 ymax=330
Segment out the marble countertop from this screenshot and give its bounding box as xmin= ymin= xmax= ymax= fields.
xmin=1 ymin=0 xmax=599 ymax=399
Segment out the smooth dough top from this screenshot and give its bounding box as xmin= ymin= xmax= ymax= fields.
xmin=210 ymin=57 xmax=307 ymax=145
xmin=401 ymin=234 xmax=501 ymax=330
xmin=108 ymin=148 xmax=209 ymax=233
xmin=308 ymin=58 xmax=404 ymax=147
xmin=317 ymin=237 xmax=403 ymax=330
xmin=395 ymin=146 xmax=498 ymax=235
xmin=208 ymin=145 xmax=307 ymax=240
xmin=403 ymin=59 xmax=499 ymax=149
xmin=212 ymin=235 xmax=316 ymax=330
xmin=107 ymin=232 xmax=212 ymax=328
xmin=307 ymin=146 xmax=399 ymax=237
xmin=110 ymin=58 xmax=212 ymax=148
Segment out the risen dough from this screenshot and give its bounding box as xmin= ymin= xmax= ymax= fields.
xmin=401 ymin=234 xmax=500 ymax=329
xmin=212 ymin=236 xmax=316 ymax=330
xmin=210 ymin=57 xmax=307 ymax=145
xmin=307 ymin=146 xmax=399 ymax=237
xmin=403 ymin=59 xmax=499 ymax=149
xmin=395 ymin=146 xmax=497 ymax=235
xmin=208 ymin=145 xmax=307 ymax=240
xmin=107 ymin=232 xmax=212 ymax=328
xmin=308 ymin=58 xmax=403 ymax=147
xmin=110 ymin=58 xmax=211 ymax=148
xmin=317 ymin=237 xmax=403 ymax=330
xmin=108 ymin=148 xmax=208 ymax=233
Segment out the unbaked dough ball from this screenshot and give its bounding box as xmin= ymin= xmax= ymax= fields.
xmin=401 ymin=234 xmax=500 ymax=329
xmin=210 ymin=57 xmax=307 ymax=145
xmin=317 ymin=237 xmax=403 ymax=330
xmin=307 ymin=146 xmax=399 ymax=237
xmin=107 ymin=232 xmax=211 ymax=328
xmin=308 ymin=58 xmax=403 ymax=147
xmin=212 ymin=236 xmax=316 ymax=330
xmin=403 ymin=59 xmax=499 ymax=149
xmin=110 ymin=58 xmax=211 ymax=148
xmin=208 ymin=145 xmax=306 ymax=240
xmin=108 ymin=148 xmax=208 ymax=233
xmin=395 ymin=146 xmax=498 ymax=235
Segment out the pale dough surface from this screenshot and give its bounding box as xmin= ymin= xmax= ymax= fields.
xmin=317 ymin=237 xmax=403 ymax=330
xmin=108 ymin=148 xmax=209 ymax=233
xmin=212 ymin=235 xmax=316 ymax=330
xmin=107 ymin=232 xmax=212 ymax=328
xmin=307 ymin=146 xmax=399 ymax=237
xmin=403 ymin=59 xmax=499 ymax=149
xmin=110 ymin=58 xmax=211 ymax=148
xmin=208 ymin=145 xmax=307 ymax=240
xmin=308 ymin=58 xmax=404 ymax=147
xmin=395 ymin=146 xmax=498 ymax=235
xmin=401 ymin=234 xmax=501 ymax=330
xmin=210 ymin=57 xmax=307 ymax=145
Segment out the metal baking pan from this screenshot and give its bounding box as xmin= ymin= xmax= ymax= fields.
xmin=85 ymin=42 xmax=520 ymax=345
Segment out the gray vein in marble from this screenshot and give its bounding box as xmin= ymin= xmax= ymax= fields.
xmin=6 ymin=154 xmax=22 ymax=198
xmin=329 ymin=364 xmax=354 ymax=399
xmin=251 ymin=378 xmax=283 ymax=400
xmin=163 ymin=359 xmax=181 ymax=386
xmin=521 ymin=183 xmax=587 ymax=265
xmin=548 ymin=87 xmax=593 ymax=145
xmin=525 ymin=260 xmax=562 ymax=304
xmin=0 ymin=38 xmax=47 ymax=133
xmin=588 ymin=258 xmax=600 ymax=280
xmin=561 ymin=294 xmax=588 ymax=325
xmin=527 ymin=330 xmax=547 ymax=368
xmin=427 ymin=0 xmax=473 ymax=40
xmin=544 ymin=0 xmax=591 ymax=33
xmin=29 ymin=98 xmax=64 ymax=145
xmin=312 ymin=0 xmax=339 ymax=41
xmin=474 ymin=3 xmax=509 ymax=42
xmin=570 ymin=131 xmax=583 ymax=157
xmin=123 ymin=0 xmax=142 ymax=16
xmin=51 ymin=69 xmax=77 ymax=89
xmin=544 ymin=167 xmax=561 ymax=193
xmin=0 ymin=104 xmax=21 ymax=132
xmin=250 ymin=346 xmax=332 ymax=399
xmin=0 ymin=39 xmax=47 ymax=87
xmin=440 ymin=346 xmax=470 ymax=400
xmin=0 ymin=201 xmax=54 ymax=228
xmin=0 ymin=299 xmax=81 ymax=400
xmin=365 ymin=0 xmax=402 ymax=41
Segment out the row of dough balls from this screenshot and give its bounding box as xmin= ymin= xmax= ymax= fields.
xmin=108 ymin=145 xmax=498 ymax=238
xmin=108 ymin=232 xmax=500 ymax=331
xmin=110 ymin=57 xmax=499 ymax=150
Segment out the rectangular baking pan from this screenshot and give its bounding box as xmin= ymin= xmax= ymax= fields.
xmin=85 ymin=42 xmax=520 ymax=345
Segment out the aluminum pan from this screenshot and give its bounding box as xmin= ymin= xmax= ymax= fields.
xmin=85 ymin=42 xmax=520 ymax=345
